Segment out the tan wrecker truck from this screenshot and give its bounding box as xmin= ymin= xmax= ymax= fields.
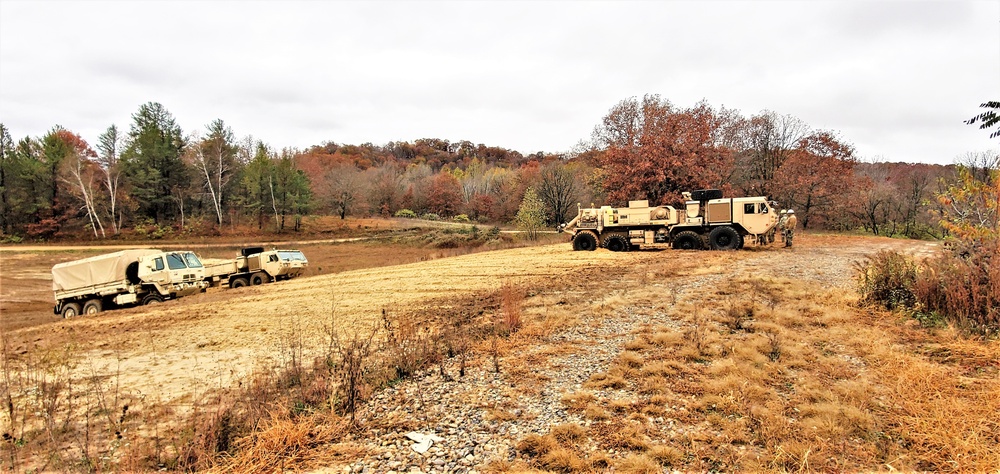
xmin=201 ymin=247 xmax=308 ymax=288
xmin=52 ymin=249 xmax=209 ymax=317
xmin=560 ymin=189 xmax=779 ymax=251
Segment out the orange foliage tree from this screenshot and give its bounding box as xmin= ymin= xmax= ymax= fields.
xmin=772 ymin=131 xmax=857 ymax=229
xmin=425 ymin=171 xmax=463 ymax=217
xmin=592 ymin=95 xmax=735 ymax=206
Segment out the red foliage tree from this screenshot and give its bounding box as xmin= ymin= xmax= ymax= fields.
xmin=593 ymin=95 xmax=735 ymax=206
xmin=425 ymin=171 xmax=463 ymax=217
xmin=772 ymin=131 xmax=857 ymax=229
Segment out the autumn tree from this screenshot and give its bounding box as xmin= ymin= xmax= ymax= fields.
xmin=56 ymin=130 xmax=106 ymax=238
xmin=851 ymin=161 xmax=895 ymax=235
xmin=593 ymin=95 xmax=735 ymax=206
xmin=938 ymin=150 xmax=999 ymax=241
xmin=425 ymin=171 xmax=463 ymax=217
xmin=771 ymin=131 xmax=856 ymax=229
xmin=514 ymin=187 xmax=546 ymax=240
xmin=321 ymin=163 xmax=366 ymax=219
xmin=366 ymin=162 xmax=404 ymax=216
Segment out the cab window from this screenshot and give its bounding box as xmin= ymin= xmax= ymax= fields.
xmin=183 ymin=252 xmax=203 ymax=268
xmin=760 ymin=203 xmax=770 ymax=213
xmin=166 ymin=253 xmax=186 ymax=270
xmin=744 ymin=203 xmax=757 ymax=214
xmin=153 ymin=257 xmax=165 ymax=271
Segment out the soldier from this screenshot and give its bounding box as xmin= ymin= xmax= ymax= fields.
xmin=784 ymin=209 xmax=798 ymax=247
xmin=778 ymin=210 xmax=788 ymax=243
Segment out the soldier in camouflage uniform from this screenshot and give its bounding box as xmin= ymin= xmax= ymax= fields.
xmin=784 ymin=209 xmax=798 ymax=247
xmin=778 ymin=210 xmax=788 ymax=243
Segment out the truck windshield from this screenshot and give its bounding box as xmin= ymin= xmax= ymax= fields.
xmin=277 ymin=251 xmax=307 ymax=262
xmin=166 ymin=253 xmax=187 ymax=270
xmin=183 ymin=252 xmax=204 ymax=268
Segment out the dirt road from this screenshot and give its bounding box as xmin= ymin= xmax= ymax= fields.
xmin=3 ymin=235 xmax=940 ymax=407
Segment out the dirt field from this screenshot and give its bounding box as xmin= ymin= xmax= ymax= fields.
xmin=1 ymin=234 xmax=940 ymax=408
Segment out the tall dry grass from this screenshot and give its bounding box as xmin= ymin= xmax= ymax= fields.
xmin=513 ymin=271 xmax=1000 ymax=472
xmin=857 ymin=239 xmax=1000 ymax=335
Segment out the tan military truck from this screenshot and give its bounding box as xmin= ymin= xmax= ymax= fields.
xmin=560 ymin=189 xmax=779 ymax=251
xmin=52 ymin=249 xmax=209 ymax=317
xmin=202 ymin=247 xmax=308 ymax=288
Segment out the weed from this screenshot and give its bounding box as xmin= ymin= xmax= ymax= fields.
xmin=616 ymin=453 xmax=661 ymax=473
xmin=646 ymin=444 xmax=683 ymax=467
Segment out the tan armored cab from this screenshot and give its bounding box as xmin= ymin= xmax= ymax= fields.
xmin=203 ymin=247 xmax=308 ymax=288
xmin=560 ymin=189 xmax=779 ymax=251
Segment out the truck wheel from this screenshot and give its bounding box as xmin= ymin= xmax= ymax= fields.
xmin=672 ymin=231 xmax=702 ymax=250
xmin=230 ymin=277 xmax=250 ymax=288
xmin=603 ymin=233 xmax=630 ymax=252
xmin=250 ymin=272 xmax=268 ymax=286
xmin=142 ymin=294 xmax=163 ymax=305
xmin=572 ymin=231 xmax=598 ymax=251
xmin=83 ymin=299 xmax=103 ymax=315
xmin=61 ymin=302 xmax=82 ymax=318
xmin=709 ymin=226 xmax=741 ymax=250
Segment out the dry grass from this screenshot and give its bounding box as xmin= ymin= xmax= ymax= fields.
xmin=532 ymin=266 xmax=1000 ymax=472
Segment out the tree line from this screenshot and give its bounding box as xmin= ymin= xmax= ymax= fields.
xmin=0 ymin=97 xmax=994 ymax=241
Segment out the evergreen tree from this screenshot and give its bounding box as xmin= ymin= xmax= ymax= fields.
xmin=121 ymin=102 xmax=188 ymax=224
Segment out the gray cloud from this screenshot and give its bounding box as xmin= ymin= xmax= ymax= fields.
xmin=1 ymin=0 xmax=996 ymax=163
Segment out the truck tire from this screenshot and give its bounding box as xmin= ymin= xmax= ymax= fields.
xmin=250 ymin=272 xmax=268 ymax=286
xmin=603 ymin=233 xmax=630 ymax=252
xmin=672 ymin=231 xmax=702 ymax=250
xmin=142 ymin=294 xmax=163 ymax=305
xmin=572 ymin=231 xmax=598 ymax=251
xmin=709 ymin=226 xmax=742 ymax=250
xmin=83 ymin=299 xmax=103 ymax=315
xmin=230 ymin=277 xmax=250 ymax=288
xmin=61 ymin=302 xmax=82 ymax=318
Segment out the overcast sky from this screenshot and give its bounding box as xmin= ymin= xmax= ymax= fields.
xmin=1 ymin=0 xmax=997 ymax=164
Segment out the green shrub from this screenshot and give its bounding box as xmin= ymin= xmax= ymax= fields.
xmin=420 ymin=213 xmax=440 ymax=221
xmin=453 ymin=214 xmax=470 ymax=223
xmin=394 ymin=209 xmax=417 ymax=218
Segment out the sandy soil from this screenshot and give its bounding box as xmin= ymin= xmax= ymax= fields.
xmin=2 ymin=234 xmax=942 ymax=407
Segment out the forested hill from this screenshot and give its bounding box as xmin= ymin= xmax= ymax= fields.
xmin=0 ymin=96 xmax=988 ymax=242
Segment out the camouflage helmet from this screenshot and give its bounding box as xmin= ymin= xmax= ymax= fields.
xmin=780 ymin=209 xmax=787 ymax=214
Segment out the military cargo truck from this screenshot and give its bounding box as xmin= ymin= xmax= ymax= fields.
xmin=560 ymin=189 xmax=779 ymax=251
xmin=202 ymin=247 xmax=308 ymax=288
xmin=52 ymin=249 xmax=209 ymax=317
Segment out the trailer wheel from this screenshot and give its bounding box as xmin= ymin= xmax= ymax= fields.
xmin=603 ymin=233 xmax=630 ymax=252
xmin=230 ymin=277 xmax=249 ymax=288
xmin=83 ymin=299 xmax=103 ymax=315
xmin=672 ymin=231 xmax=702 ymax=250
xmin=572 ymin=231 xmax=598 ymax=251
xmin=61 ymin=302 xmax=82 ymax=318
xmin=709 ymin=226 xmax=742 ymax=250
xmin=250 ymin=272 xmax=268 ymax=286
xmin=142 ymin=294 xmax=163 ymax=305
